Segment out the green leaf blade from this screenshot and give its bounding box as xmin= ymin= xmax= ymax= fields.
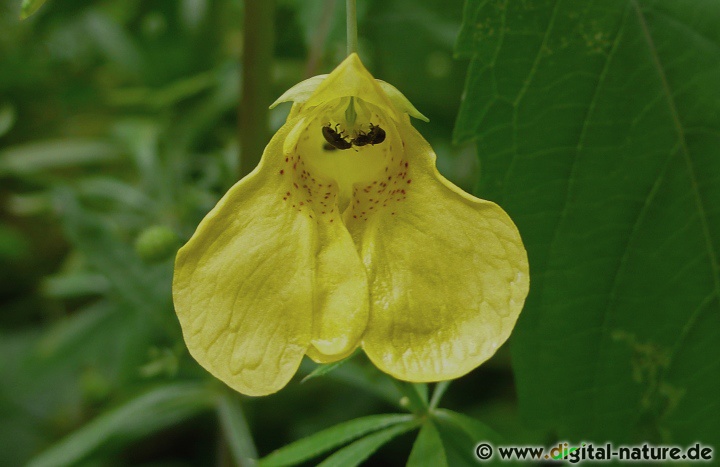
xmin=20 ymin=0 xmax=48 ymax=19
xmin=433 ymin=410 xmax=509 ymax=466
xmin=457 ymin=0 xmax=720 ymax=446
xmin=217 ymin=394 xmax=258 ymax=467
xmin=259 ymin=414 xmax=415 ymax=467
xmin=433 ymin=409 xmax=504 ymax=445
xmin=316 ymin=421 xmax=419 ymax=467
xmin=0 ymin=139 xmax=122 ymax=176
xmin=300 ymin=349 xmax=359 ymax=383
xmin=406 ymin=421 xmax=447 ymax=467
xmin=26 ymin=383 xmax=215 ymax=467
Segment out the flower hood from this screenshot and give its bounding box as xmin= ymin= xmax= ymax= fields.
xmin=173 ymin=54 xmax=529 ymax=396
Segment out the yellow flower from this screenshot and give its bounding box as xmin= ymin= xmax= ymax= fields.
xmin=173 ymin=54 xmax=529 ymax=396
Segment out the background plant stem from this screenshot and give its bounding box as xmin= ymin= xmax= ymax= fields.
xmin=239 ymin=0 xmax=275 ymax=177
xmin=304 ymin=0 xmax=336 ymax=77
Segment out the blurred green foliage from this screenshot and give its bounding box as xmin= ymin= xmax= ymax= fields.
xmin=2 ymin=0 xmax=718 ymax=465
xmin=1 ymin=0 xmax=487 ymax=465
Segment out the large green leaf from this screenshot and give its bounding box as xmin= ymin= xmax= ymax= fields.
xmin=457 ymin=0 xmax=720 ymax=445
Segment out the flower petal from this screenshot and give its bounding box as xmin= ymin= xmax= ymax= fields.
xmin=174 ymin=114 xmax=372 ymax=395
xmin=282 ymin=118 xmax=370 ymax=363
xmin=270 ymin=54 xmax=430 ymax=126
xmin=304 ymin=54 xmax=402 ymax=122
xmin=306 ymin=217 xmax=368 ymax=363
xmin=351 ymin=118 xmax=529 ymax=382
xmin=173 ymin=121 xmax=314 ymax=396
xmin=376 ymin=80 xmax=429 ymax=122
xmin=270 ymin=74 xmax=328 ymax=109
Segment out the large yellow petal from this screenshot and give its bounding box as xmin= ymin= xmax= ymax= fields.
xmin=282 ymin=113 xmax=370 ymax=363
xmin=305 ymin=213 xmax=369 ymax=362
xmin=173 ymin=115 xmax=369 ymax=396
xmin=173 ymin=121 xmax=312 ymax=396
xmin=349 ymin=116 xmax=529 ymax=382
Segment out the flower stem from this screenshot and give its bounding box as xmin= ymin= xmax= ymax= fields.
xmin=344 ymin=0 xmax=359 ymax=126
xmin=429 ymin=380 xmax=451 ymax=410
xmin=346 ymin=0 xmax=358 ymax=56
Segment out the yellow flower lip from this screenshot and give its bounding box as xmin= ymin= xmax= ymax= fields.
xmin=173 ymin=53 xmax=529 ymax=396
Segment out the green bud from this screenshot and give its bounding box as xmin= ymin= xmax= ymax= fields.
xmin=135 ymin=225 xmax=179 ymax=263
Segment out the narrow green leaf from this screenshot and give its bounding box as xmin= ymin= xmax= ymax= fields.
xmin=0 ymin=103 xmax=16 ymax=137
xmin=27 ymin=383 xmax=215 ymax=467
xmin=217 ymin=394 xmax=258 ymax=467
xmin=55 ymin=188 xmax=169 ymax=317
xmin=0 ymin=139 xmax=121 ymax=176
xmin=0 ymin=224 xmax=29 ymax=260
xmin=259 ymin=414 xmax=414 ymax=467
xmin=40 ymin=273 xmax=110 ymax=298
xmin=5 ymin=191 xmax=52 ymax=216
xmin=20 ymin=0 xmax=48 ymax=19
xmin=301 ymin=349 xmax=359 ymax=383
xmin=413 ymin=383 xmax=428 ymax=405
xmin=306 ymin=357 xmax=403 ymax=408
xmin=76 ymin=177 xmax=154 ymax=211
xmin=108 ymin=70 xmax=218 ymax=109
xmin=433 ymin=410 xmax=508 ymax=466
xmin=316 ymin=421 xmax=419 ymax=467
xmin=434 ymin=428 xmax=477 ymax=466
xmin=433 ymin=409 xmax=504 ymax=444
xmin=301 ymin=359 xmax=347 ymax=383
xmin=24 ymin=300 xmax=148 ymax=408
xmin=36 ymin=300 xmax=115 ymax=362
xmin=406 ymin=421 xmax=448 ymax=467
